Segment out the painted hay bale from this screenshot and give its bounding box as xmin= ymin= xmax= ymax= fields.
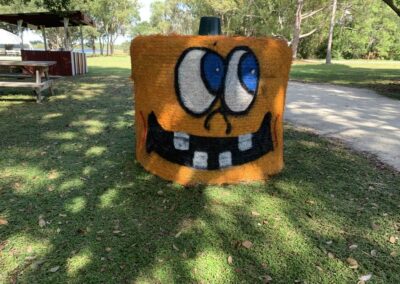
xmin=131 ymin=35 xmax=292 ymax=185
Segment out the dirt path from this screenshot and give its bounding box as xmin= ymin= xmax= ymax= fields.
xmin=285 ymin=81 xmax=400 ymax=171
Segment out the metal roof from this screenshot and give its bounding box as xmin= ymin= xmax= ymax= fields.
xmin=0 ymin=11 xmax=95 ymax=28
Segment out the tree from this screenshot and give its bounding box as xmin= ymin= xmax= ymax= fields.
xmin=140 ymin=0 xmax=195 ymax=35
xmin=90 ymin=0 xmax=140 ymax=55
xmin=330 ymin=0 xmax=400 ymax=60
xmin=326 ymin=0 xmax=337 ymax=64
xmin=291 ymin=0 xmax=325 ymax=59
xmin=83 ymin=26 xmax=99 ymax=54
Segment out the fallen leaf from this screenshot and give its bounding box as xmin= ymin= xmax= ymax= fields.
xmin=173 ymin=244 xmax=179 ymax=251
xmin=327 ymin=252 xmax=335 ymax=259
xmin=242 ymin=240 xmax=253 ymax=249
xmin=316 ymin=265 xmax=323 ymax=272
xmin=0 ymin=218 xmax=8 ymax=225
xmin=48 ymin=170 xmax=59 ymax=180
xmin=26 ymin=246 xmax=33 ymax=253
xmin=371 ymin=223 xmax=380 ymax=230
xmin=326 ymin=240 xmax=333 ymax=245
xmin=30 ymin=260 xmax=45 ymax=270
xmin=346 ymin=257 xmax=359 ymax=269
xmin=56 ymin=228 xmax=61 ymax=233
xmin=157 ymin=190 xmax=164 ymax=196
xmin=262 ymin=275 xmax=273 ymax=283
xmin=262 ymin=220 xmax=268 ymax=225
xmin=370 ymin=250 xmax=377 ymax=257
xmin=227 ymin=255 xmax=233 ymax=265
xmin=389 ymin=236 xmax=396 ymax=244
xmin=112 ymin=230 xmax=121 ymax=234
xmin=349 ymin=244 xmax=358 ymax=250
xmin=358 ymin=273 xmax=372 ymax=282
xmin=49 ymin=266 xmax=60 ymax=272
xmin=175 ymin=231 xmax=182 ymax=238
xmin=105 ymin=247 xmax=112 ymax=252
xmin=251 ymin=211 xmax=260 ymax=217
xmin=390 ymin=251 xmax=398 ymax=257
xmin=38 ymin=218 xmax=46 ymax=228
xmin=25 ymin=256 xmax=37 ymax=261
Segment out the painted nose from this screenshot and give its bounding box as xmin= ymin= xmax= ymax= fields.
xmin=204 ymin=107 xmax=232 ymax=134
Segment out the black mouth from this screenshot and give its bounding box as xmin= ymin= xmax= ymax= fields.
xmin=146 ymin=112 xmax=273 ymax=170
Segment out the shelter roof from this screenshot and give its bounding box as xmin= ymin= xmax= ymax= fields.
xmin=0 ymin=11 xmax=95 ymax=28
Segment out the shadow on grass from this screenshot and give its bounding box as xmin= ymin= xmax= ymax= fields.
xmin=290 ymin=63 xmax=400 ymax=100
xmin=0 ymin=63 xmax=399 ymax=283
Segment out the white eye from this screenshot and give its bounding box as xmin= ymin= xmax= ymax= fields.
xmin=223 ymin=49 xmax=259 ymax=114
xmin=176 ymin=49 xmax=220 ymax=116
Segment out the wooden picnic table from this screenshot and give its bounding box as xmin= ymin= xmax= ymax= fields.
xmin=0 ymin=60 xmax=56 ymax=103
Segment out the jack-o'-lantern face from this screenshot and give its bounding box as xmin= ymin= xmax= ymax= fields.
xmin=131 ymin=36 xmax=292 ymax=185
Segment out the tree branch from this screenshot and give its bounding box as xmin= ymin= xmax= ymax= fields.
xmin=301 ymin=7 xmax=325 ymax=19
xmin=382 ymin=0 xmax=400 ymax=17
xmin=299 ymin=28 xmax=317 ymax=38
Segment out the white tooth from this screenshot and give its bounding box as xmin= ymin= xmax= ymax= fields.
xmin=219 ymin=151 xmax=232 ymax=168
xmin=238 ymin=134 xmax=253 ymax=151
xmin=193 ymin=151 xmax=208 ymax=169
xmin=174 ymin=132 xmax=189 ymax=150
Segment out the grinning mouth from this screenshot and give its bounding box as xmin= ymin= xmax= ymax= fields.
xmin=146 ymin=112 xmax=273 ymax=170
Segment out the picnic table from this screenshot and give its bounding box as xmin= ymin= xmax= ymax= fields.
xmin=0 ymin=60 xmax=56 ymax=102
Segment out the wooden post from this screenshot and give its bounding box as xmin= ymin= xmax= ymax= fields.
xmin=41 ymin=25 xmax=48 ymax=51
xmin=63 ymin=17 xmax=69 ymax=50
xmin=79 ymin=25 xmax=84 ymax=53
xmin=35 ymin=68 xmax=42 ymax=103
xmin=17 ymin=19 xmax=24 ymax=50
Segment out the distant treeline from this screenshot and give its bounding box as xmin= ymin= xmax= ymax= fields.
xmin=133 ymin=0 xmax=400 ymax=60
xmin=1 ymin=0 xmax=399 ymax=59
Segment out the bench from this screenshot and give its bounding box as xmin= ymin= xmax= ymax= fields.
xmin=0 ymin=60 xmax=56 ymax=102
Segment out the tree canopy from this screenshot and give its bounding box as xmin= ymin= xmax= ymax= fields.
xmin=131 ymin=0 xmax=399 ymax=60
xmin=0 ymin=0 xmax=140 ymax=55
xmin=0 ymin=0 xmax=399 ymax=59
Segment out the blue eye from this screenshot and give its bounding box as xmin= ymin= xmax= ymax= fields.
xmin=239 ymin=53 xmax=259 ymax=94
xmin=201 ymin=52 xmax=225 ymax=93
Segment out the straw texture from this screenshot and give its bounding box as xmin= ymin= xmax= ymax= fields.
xmin=131 ymin=35 xmax=292 ymax=185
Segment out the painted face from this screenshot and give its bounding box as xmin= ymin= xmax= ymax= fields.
xmin=131 ymin=36 xmax=292 ymax=185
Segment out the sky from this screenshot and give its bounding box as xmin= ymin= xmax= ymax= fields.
xmin=23 ymin=0 xmax=154 ymax=44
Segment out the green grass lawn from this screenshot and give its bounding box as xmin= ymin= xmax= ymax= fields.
xmin=0 ymin=56 xmax=399 ymax=283
xmin=291 ymin=60 xmax=400 ymax=100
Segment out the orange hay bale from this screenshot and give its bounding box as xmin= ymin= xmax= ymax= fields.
xmin=131 ymin=35 xmax=292 ymax=185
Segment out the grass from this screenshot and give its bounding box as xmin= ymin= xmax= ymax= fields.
xmin=291 ymin=60 xmax=400 ymax=100
xmin=0 ymin=55 xmax=399 ymax=283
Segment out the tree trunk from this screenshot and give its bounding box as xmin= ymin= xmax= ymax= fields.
xmin=99 ymin=37 xmax=103 ymax=55
xmin=382 ymin=0 xmax=400 ymax=17
xmin=106 ymin=35 xmax=109 ymax=56
xmin=110 ymin=34 xmax=114 ymax=55
xmin=291 ymin=0 xmax=304 ymax=59
xmin=326 ymin=0 xmax=338 ymax=64
xmin=92 ymin=40 xmax=96 ymax=55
